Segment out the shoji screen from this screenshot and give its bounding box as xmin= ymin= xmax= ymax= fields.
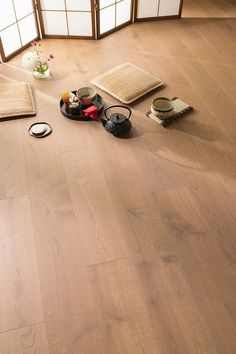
xmin=97 ymin=0 xmax=133 ymax=38
xmin=0 ymin=0 xmax=39 ymax=62
xmin=38 ymin=0 xmax=94 ymax=38
xmin=135 ymin=0 xmax=182 ymax=20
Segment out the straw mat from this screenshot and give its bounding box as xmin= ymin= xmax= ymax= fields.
xmin=146 ymin=97 xmax=193 ymax=127
xmin=0 ymin=81 xmax=36 ymax=121
xmin=91 ymin=63 xmax=163 ymax=104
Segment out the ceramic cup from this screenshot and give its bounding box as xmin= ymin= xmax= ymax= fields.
xmin=76 ymin=87 xmax=96 ymax=105
xmin=151 ymin=97 xmax=174 ymax=120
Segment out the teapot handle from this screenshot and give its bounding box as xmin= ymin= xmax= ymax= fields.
xmin=104 ymin=105 xmax=132 ymax=121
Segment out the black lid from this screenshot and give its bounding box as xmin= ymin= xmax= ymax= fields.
xmin=110 ymin=113 xmax=126 ymax=124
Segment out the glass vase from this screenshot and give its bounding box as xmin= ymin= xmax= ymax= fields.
xmin=33 ymin=60 xmax=50 ymax=78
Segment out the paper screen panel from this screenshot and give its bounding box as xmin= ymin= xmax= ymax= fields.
xmin=99 ymin=6 xmax=116 ymax=34
xmin=0 ymin=24 xmax=21 ymax=57
xmin=116 ymin=0 xmax=132 ymax=27
xmin=0 ymin=0 xmax=39 ymax=61
xmin=158 ymin=0 xmax=180 ymax=16
xmin=13 ymin=0 xmax=34 ymax=20
xmin=42 ymin=11 xmax=68 ymax=35
xmin=137 ymin=0 xmax=159 ymax=18
xmin=66 ymin=0 xmax=91 ymax=11
xmin=67 ymin=12 xmax=92 ymax=36
xmin=18 ymin=14 xmax=38 ymax=46
xmin=40 ymin=0 xmax=65 ymax=10
xmin=99 ymin=0 xmax=115 ymax=8
xmin=39 ymin=0 xmax=93 ymax=37
xmin=98 ymin=0 xmax=132 ymax=37
xmin=0 ymin=1 xmax=15 ymax=30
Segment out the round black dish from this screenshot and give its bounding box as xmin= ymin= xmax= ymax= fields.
xmin=28 ymin=122 xmax=52 ymax=138
xmin=60 ymin=92 xmax=104 ymax=121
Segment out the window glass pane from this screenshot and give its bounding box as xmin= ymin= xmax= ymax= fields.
xmin=42 ymin=11 xmax=68 ymax=35
xmin=137 ymin=0 xmax=159 ymax=18
xmin=158 ymin=0 xmax=180 ymax=16
xmin=99 ymin=5 xmax=115 ymax=34
xmin=13 ymin=0 xmax=33 ymax=20
xmin=0 ymin=1 xmax=15 ymax=30
xmin=0 ymin=24 xmax=21 ymax=56
xmin=18 ymin=13 xmax=37 ymax=46
xmin=66 ymin=0 xmax=91 ymax=11
xmin=67 ymin=12 xmax=92 ymax=36
xmin=40 ymin=0 xmax=65 ymax=11
xmin=99 ymin=0 xmax=115 ymax=10
xmin=116 ymin=0 xmax=131 ymax=26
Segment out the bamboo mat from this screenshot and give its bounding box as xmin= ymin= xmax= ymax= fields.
xmin=0 ymin=81 xmax=36 ymax=121
xmin=91 ymin=63 xmax=163 ymax=104
xmin=146 ymin=97 xmax=193 ymax=127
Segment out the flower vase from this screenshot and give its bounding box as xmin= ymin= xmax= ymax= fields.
xmin=33 ymin=60 xmax=50 ymax=79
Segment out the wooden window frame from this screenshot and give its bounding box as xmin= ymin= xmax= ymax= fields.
xmin=96 ymin=0 xmax=134 ymax=39
xmin=37 ymin=0 xmax=96 ymax=39
xmin=0 ymin=0 xmax=184 ymax=62
xmin=0 ymin=0 xmax=40 ymax=62
xmin=134 ymin=0 xmax=184 ymax=22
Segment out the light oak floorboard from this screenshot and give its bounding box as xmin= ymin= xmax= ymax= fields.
xmin=0 ymin=0 xmax=235 ymax=352
xmin=62 ymin=148 xmax=140 ymax=265
xmin=0 ymin=323 xmax=49 ymax=354
xmin=22 ymin=125 xmax=102 ymax=354
xmin=182 ymin=0 xmax=236 ymax=17
xmin=0 ymin=110 xmax=28 ymax=199
xmin=0 ymin=196 xmax=44 ymax=332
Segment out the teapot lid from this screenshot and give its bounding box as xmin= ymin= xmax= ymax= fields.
xmin=110 ymin=113 xmax=126 ymax=124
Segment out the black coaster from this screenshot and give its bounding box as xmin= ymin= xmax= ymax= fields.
xmin=28 ymin=122 xmax=52 ymax=138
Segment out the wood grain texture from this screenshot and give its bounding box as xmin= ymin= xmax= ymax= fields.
xmin=62 ymin=148 xmax=140 ymax=265
xmin=154 ymin=186 xmax=236 ymax=353
xmin=88 ymin=253 xmax=235 ymax=354
xmin=0 ymin=119 xmax=28 ymax=199
xmin=0 ymin=323 xmax=49 ymax=354
xmin=88 ymin=256 xmax=164 ymax=354
xmin=0 ymin=0 xmax=235 ymax=352
xmin=22 ymin=128 xmax=101 ymax=354
xmin=0 ymin=196 xmax=43 ymax=332
xmin=182 ymin=0 xmax=236 ymax=17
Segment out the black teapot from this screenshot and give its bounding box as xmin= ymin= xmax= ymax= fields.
xmin=103 ymin=105 xmax=132 ymax=137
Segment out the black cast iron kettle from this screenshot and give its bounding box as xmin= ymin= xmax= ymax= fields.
xmin=103 ymin=105 xmax=132 ymax=137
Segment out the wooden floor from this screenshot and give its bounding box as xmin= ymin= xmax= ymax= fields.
xmin=0 ymin=0 xmax=236 ymax=353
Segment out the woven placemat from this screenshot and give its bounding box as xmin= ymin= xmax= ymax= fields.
xmin=0 ymin=81 xmax=36 ymax=121
xmin=146 ymin=97 xmax=193 ymax=127
xmin=91 ymin=63 xmax=163 ymax=104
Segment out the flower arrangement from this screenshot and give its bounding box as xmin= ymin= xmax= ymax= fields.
xmin=21 ymin=40 xmax=54 ymax=78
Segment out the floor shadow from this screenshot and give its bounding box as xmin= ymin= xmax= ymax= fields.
xmin=167 ymin=113 xmax=225 ymax=142
xmin=116 ymin=127 xmax=141 ymax=139
xmin=139 ymin=118 xmax=236 ymax=180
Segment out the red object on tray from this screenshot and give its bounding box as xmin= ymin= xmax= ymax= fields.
xmin=81 ymin=105 xmax=99 ymax=120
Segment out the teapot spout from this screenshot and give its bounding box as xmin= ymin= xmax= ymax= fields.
xmin=101 ymin=116 xmax=107 ymax=127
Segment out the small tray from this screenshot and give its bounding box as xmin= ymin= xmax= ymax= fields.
xmin=146 ymin=97 xmax=193 ymax=127
xmin=60 ymin=92 xmax=104 ymax=121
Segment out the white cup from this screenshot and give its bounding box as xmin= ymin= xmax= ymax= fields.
xmin=151 ymin=97 xmax=174 ymax=120
xmin=76 ymin=87 xmax=96 ymax=105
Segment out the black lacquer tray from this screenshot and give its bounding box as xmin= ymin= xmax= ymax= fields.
xmin=60 ymin=92 xmax=104 ymax=121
